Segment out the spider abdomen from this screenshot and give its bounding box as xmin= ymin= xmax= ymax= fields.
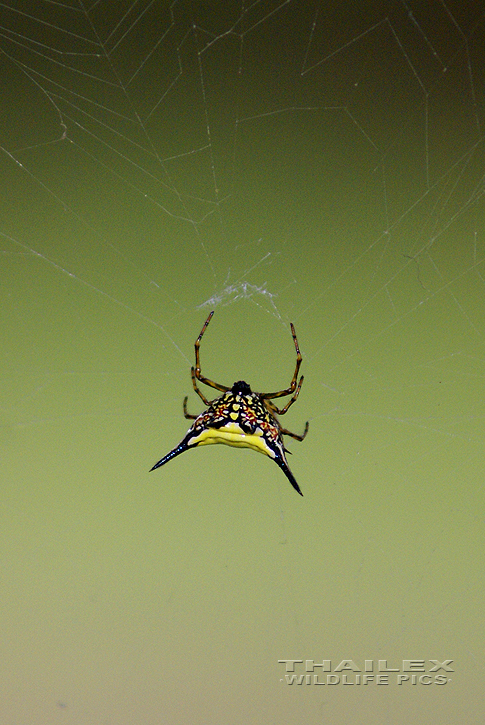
xmin=182 ymin=391 xmax=281 ymax=460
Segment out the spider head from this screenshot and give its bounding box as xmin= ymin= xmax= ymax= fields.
xmin=231 ymin=380 xmax=252 ymax=395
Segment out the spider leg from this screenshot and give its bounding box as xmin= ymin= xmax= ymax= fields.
xmin=183 ymin=396 xmax=198 ymax=419
xmin=269 ymin=375 xmax=304 ymax=415
xmin=193 ymin=311 xmax=230 ymax=393
xmin=261 ymin=322 xmax=303 ymax=400
xmin=280 ymin=420 xmax=309 ymax=442
xmin=191 ymin=367 xmax=211 ymax=406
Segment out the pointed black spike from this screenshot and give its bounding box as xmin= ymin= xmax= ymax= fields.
xmin=150 ymin=439 xmax=192 ymax=472
xmin=272 ymin=453 xmax=303 ymax=496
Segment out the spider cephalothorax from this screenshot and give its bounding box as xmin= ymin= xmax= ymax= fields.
xmin=150 ymin=312 xmax=309 ymax=495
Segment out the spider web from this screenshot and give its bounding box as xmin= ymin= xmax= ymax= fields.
xmin=1 ymin=1 xmax=484 ymax=723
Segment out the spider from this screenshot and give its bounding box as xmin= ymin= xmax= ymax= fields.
xmin=150 ymin=311 xmax=309 ymax=495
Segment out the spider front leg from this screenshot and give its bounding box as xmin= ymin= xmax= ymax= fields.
xmin=191 ymin=367 xmax=211 ymax=406
xmin=269 ymin=374 xmax=305 ymax=415
xmin=193 ymin=311 xmax=229 ymax=395
xmin=261 ymin=322 xmax=303 ymax=401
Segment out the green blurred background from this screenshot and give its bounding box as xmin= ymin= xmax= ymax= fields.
xmin=1 ymin=1 xmax=483 ymax=722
